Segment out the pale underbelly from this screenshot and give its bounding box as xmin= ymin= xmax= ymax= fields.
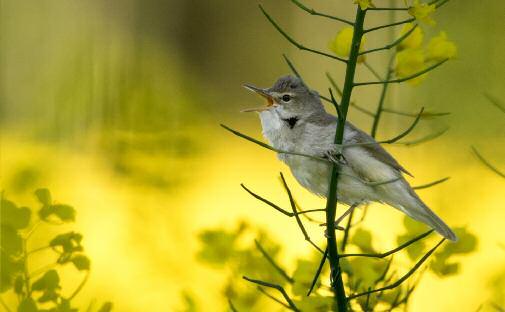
xmin=284 ymin=156 xmax=377 ymax=205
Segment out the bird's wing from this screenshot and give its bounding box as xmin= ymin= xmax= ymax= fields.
xmin=346 ymin=122 xmax=413 ymax=177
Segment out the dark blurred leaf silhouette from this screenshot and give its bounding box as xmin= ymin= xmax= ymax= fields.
xmin=0 ymin=189 xmax=111 ymax=311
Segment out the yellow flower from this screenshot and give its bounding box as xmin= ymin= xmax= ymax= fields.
xmin=354 ymin=0 xmax=374 ymax=10
xmin=398 ymin=23 xmax=424 ymax=50
xmin=328 ymin=27 xmax=366 ymax=62
xmin=408 ymin=0 xmax=436 ymax=25
xmin=426 ymin=31 xmax=457 ymax=61
xmin=395 ymin=48 xmax=426 ymax=85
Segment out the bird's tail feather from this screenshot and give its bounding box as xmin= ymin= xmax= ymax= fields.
xmin=402 ymin=203 xmax=458 ymax=241
xmin=383 ymin=180 xmax=457 ymax=241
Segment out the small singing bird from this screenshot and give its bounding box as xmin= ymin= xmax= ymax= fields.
xmin=242 ymin=75 xmax=457 ymax=241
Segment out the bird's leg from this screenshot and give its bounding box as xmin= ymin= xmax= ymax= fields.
xmin=324 ymin=144 xmax=347 ymax=165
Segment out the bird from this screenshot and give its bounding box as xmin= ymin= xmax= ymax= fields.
xmin=242 ymin=75 xmax=457 ymax=241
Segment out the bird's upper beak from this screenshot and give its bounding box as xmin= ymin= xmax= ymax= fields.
xmin=241 ymin=84 xmax=275 ymax=112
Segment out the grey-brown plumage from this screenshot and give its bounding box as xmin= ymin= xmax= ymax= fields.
xmin=243 ymin=75 xmax=457 ymax=241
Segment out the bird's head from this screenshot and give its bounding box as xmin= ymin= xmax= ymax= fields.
xmin=242 ymin=75 xmax=324 ymax=120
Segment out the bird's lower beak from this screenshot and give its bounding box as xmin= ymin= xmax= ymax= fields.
xmin=241 ymin=84 xmax=275 ymax=112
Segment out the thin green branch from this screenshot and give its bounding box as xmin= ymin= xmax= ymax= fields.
xmin=259 ymin=5 xmax=347 ymax=63
xmin=326 ymin=72 xmax=377 ymax=117
xmin=242 ymin=276 xmax=300 ymax=312
xmin=283 ymin=54 xmax=302 ymax=80
xmin=412 ymin=177 xmax=450 ymax=190
xmin=374 ymin=256 xmax=394 ymax=284
xmin=67 ymin=270 xmax=90 ymax=300
xmin=228 ymin=299 xmax=238 ymax=312
xmin=354 ymin=60 xmax=448 ymax=86
xmin=241 ymin=183 xmax=325 ymax=217
xmin=257 ymin=287 xmax=292 ymax=310
xmin=400 ymin=127 xmax=449 ymax=146
xmin=348 ymin=238 xmax=445 ymax=299
xmin=471 ymin=146 xmax=505 ymax=178
xmin=280 ymin=173 xmax=325 ymax=254
xmin=221 ymin=124 xmax=328 ymax=162
xmin=329 ymin=88 xmax=342 ymax=119
xmin=382 ymin=108 xmax=450 ymax=118
xmin=364 ymin=18 xmax=415 ymax=33
xmin=363 ymin=61 xmax=384 ymax=82
xmin=360 ymin=24 xmax=418 ymax=55
xmin=307 ymin=246 xmax=328 ymax=296
xmin=340 ymin=230 xmax=434 ymax=258
xmin=368 ymin=7 xmax=409 ymax=11
xmin=483 ymin=92 xmax=505 ymax=114
xmin=341 ymin=208 xmax=355 ymax=252
xmin=371 ymin=56 xmax=395 ymax=138
xmin=289 ymin=0 xmax=354 ymax=25
xmin=255 ymin=240 xmax=294 ymax=283
xmin=224 ymin=125 xmax=402 ymax=186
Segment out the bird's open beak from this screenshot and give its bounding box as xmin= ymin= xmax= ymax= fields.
xmin=241 ymin=84 xmax=275 ymax=112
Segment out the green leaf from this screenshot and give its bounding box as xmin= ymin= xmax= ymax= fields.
xmin=1 ymin=225 xmax=23 ymax=256
xmin=295 ymin=295 xmax=333 ymax=312
xmin=18 ymin=297 xmax=38 ymax=312
xmin=54 ymin=299 xmax=78 ymax=312
xmin=51 ymin=205 xmax=75 ymax=222
xmin=71 ymin=255 xmax=90 ymax=271
xmin=0 ymin=250 xmax=23 ymax=293
xmin=292 ymin=259 xmax=318 ymax=296
xmin=350 ymin=228 xmax=375 ymax=253
xmin=32 ymin=269 xmax=61 ymax=303
xmin=34 ymin=189 xmax=51 ymax=206
xmin=14 ymin=275 xmax=24 ymax=294
xmin=97 ymin=302 xmax=113 ymax=312
xmin=0 ymin=198 xmax=31 ymax=229
xmin=50 ymin=232 xmax=84 ymax=264
xmin=39 ymin=204 xmax=76 ymax=223
xmin=430 ymin=227 xmax=477 ymax=277
xmin=197 ymin=229 xmax=239 ymax=266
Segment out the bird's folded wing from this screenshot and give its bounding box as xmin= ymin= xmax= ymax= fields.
xmin=346 ymin=123 xmax=413 ymax=177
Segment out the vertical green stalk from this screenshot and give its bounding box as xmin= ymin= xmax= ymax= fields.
xmin=325 ymin=6 xmax=366 ymax=311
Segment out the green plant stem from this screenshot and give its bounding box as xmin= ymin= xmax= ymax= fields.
xmin=68 ymin=270 xmax=90 ymax=300
xmin=348 ymin=238 xmax=445 ymax=299
xmin=354 ymin=59 xmax=448 ymax=86
xmin=280 ymin=173 xmax=325 ymax=254
xmin=255 ymin=240 xmax=294 ymax=283
xmin=289 ymin=0 xmax=354 ymax=25
xmin=241 ymin=183 xmax=325 ymax=217
xmin=471 ymin=146 xmax=505 ymax=178
xmin=228 ymin=299 xmax=239 ymax=312
xmin=256 ymin=287 xmax=292 ymax=310
xmin=341 ymin=208 xmax=355 ymax=252
xmin=339 ymin=229 xmax=433 ymax=258
xmin=22 ymin=240 xmax=31 ymax=297
xmin=360 ymin=24 xmax=418 ymax=56
xmin=259 ymin=5 xmax=347 ymax=63
xmin=364 ymin=18 xmax=414 ymax=33
xmin=307 ymin=246 xmax=328 ymax=296
xmin=324 ymin=7 xmax=367 ymax=312
xmin=412 ymin=177 xmax=450 ymax=190
xmin=371 ymin=56 xmax=395 ymax=138
xmin=242 ymin=276 xmax=300 ymax=311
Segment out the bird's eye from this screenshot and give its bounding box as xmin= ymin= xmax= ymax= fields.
xmin=282 ymin=94 xmax=291 ymax=102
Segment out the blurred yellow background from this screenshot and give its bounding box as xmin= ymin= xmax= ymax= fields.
xmin=0 ymin=0 xmax=504 ymax=311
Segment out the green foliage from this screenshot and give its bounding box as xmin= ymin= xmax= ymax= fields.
xmin=430 ymin=227 xmax=478 ymax=276
xmin=0 ymin=189 xmax=110 ymax=312
xmin=193 ymin=218 xmax=478 ymax=311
